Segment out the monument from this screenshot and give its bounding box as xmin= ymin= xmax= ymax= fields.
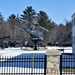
xmin=19 ymin=19 xmax=48 ymax=50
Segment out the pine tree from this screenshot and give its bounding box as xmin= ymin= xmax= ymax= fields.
xmin=21 ymin=6 xmax=36 ymax=28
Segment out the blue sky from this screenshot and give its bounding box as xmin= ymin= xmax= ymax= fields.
xmin=0 ymin=0 xmax=75 ymax=24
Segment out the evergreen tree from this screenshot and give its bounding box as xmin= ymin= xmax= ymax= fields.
xmin=37 ymin=11 xmax=53 ymax=30
xmin=0 ymin=12 xmax=3 ymax=23
xmin=8 ymin=14 xmax=17 ymax=39
xmin=0 ymin=12 xmax=5 ymax=37
xmin=37 ymin=11 xmax=56 ymax=44
xmin=8 ymin=14 xmax=16 ymax=24
xmin=21 ymin=6 xmax=36 ymax=28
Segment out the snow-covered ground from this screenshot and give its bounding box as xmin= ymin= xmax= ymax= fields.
xmin=0 ymin=47 xmax=46 ymax=57
xmin=0 ymin=46 xmax=73 ymax=56
xmin=46 ymin=46 xmax=64 ymax=50
xmin=46 ymin=46 xmax=72 ymax=53
xmin=0 ymin=67 xmax=44 ymax=74
xmin=63 ymin=47 xmax=72 ymax=53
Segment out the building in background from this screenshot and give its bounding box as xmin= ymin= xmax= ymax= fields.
xmin=72 ymin=13 xmax=75 ymax=53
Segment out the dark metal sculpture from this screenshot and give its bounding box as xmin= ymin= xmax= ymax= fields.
xmin=19 ymin=20 xmax=48 ymax=50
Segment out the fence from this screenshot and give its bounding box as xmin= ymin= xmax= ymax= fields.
xmin=60 ymin=53 xmax=75 ymax=75
xmin=0 ymin=55 xmax=47 ymax=75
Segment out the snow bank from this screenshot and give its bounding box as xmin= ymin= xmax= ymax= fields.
xmin=46 ymin=46 xmax=72 ymax=53
xmin=46 ymin=46 xmax=64 ymax=50
xmin=64 ymin=47 xmax=72 ymax=53
xmin=0 ymin=47 xmax=46 ymax=57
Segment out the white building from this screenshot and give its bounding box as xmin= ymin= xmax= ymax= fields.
xmin=72 ymin=13 xmax=75 ymax=54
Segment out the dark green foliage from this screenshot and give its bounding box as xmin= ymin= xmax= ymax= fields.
xmin=8 ymin=14 xmax=17 ymax=24
xmin=21 ymin=6 xmax=36 ymax=28
xmin=37 ymin=11 xmax=55 ymax=30
xmin=59 ymin=41 xmax=72 ymax=47
xmin=37 ymin=11 xmax=56 ymax=44
xmin=0 ymin=12 xmax=3 ymax=20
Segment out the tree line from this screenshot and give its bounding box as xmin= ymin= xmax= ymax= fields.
xmin=0 ymin=6 xmax=72 ymax=46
